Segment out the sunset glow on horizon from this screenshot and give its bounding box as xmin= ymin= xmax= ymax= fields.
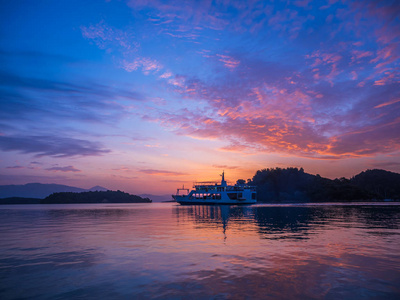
xmin=1 ymin=0 xmax=399 ymax=194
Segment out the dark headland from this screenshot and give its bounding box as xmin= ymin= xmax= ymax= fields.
xmin=248 ymin=168 xmax=400 ymax=202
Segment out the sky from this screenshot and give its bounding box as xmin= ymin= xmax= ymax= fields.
xmin=0 ymin=0 xmax=399 ymax=195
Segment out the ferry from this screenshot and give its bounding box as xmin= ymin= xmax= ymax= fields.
xmin=172 ymin=172 xmax=257 ymax=205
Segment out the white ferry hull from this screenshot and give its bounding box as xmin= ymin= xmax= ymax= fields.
xmin=172 ymin=194 xmax=257 ymax=205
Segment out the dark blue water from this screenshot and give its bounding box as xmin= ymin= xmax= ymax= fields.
xmin=1 ymin=203 xmax=399 ymax=299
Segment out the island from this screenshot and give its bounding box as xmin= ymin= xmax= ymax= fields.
xmin=40 ymin=190 xmax=152 ymax=204
xmin=38 ymin=190 xmax=151 ymax=204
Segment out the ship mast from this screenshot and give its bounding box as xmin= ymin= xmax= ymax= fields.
xmin=220 ymin=170 xmax=227 ymax=187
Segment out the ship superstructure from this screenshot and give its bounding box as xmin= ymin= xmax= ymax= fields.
xmin=172 ymin=172 xmax=257 ymax=205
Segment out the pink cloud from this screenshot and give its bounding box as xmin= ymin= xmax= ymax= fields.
xmin=371 ymin=44 xmax=400 ymax=71
xmin=306 ymin=51 xmax=343 ymax=85
xmin=121 ymin=57 xmax=163 ymax=74
xmin=351 ymin=50 xmax=373 ymax=63
xmin=373 ymin=72 xmax=397 ymax=86
xmin=216 ymin=54 xmax=240 ymax=70
xmin=159 ymin=72 xmax=173 ymax=79
xmin=81 ymin=21 xmax=138 ymax=54
xmin=167 ymin=75 xmax=186 ymax=88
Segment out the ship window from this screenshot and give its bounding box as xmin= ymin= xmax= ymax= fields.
xmin=238 ymin=193 xmax=242 ymax=198
xmin=216 ymin=194 xmax=221 ymax=199
xmin=252 ymin=193 xmax=256 ymax=200
xmin=227 ymin=193 xmax=238 ymax=200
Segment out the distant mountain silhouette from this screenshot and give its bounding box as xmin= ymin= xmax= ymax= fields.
xmin=88 ymin=185 xmax=109 ymax=192
xmin=0 ymin=183 xmax=109 ymax=199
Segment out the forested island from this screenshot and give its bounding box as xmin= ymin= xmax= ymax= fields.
xmin=42 ymin=190 xmax=152 ymax=204
xmin=248 ymin=168 xmax=400 ymax=202
xmin=0 ymin=191 xmax=151 ymax=204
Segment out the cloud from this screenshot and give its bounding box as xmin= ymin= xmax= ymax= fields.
xmin=351 ymin=50 xmax=373 ymax=63
xmin=81 ymin=21 xmax=165 ymax=77
xmin=0 ymin=135 xmax=110 ymax=158
xmin=160 ymin=72 xmax=173 ymax=79
xmin=112 ymin=167 xmax=131 ymax=171
xmin=81 ymin=20 xmax=139 ymax=54
xmin=0 ymin=49 xmax=77 ymax=64
xmin=6 ymin=165 xmax=24 ymax=169
xmin=131 ymin=136 xmax=155 ymax=142
xmin=7 ymin=0 xmax=396 ymax=166
xmin=212 ymin=165 xmax=239 ymax=170
xmin=0 ymin=70 xmax=145 ymax=129
xmin=216 ymin=54 xmax=240 ymax=70
xmin=0 ymin=174 xmax=70 ymax=185
xmin=139 ymin=169 xmax=187 ymax=176
xmin=306 ymin=50 xmax=342 ymax=84
xmin=374 ymin=98 xmax=400 ymax=109
xmin=153 ymin=44 xmax=400 ymax=159
xmin=121 ymin=57 xmax=163 ymax=74
xmin=45 ymin=166 xmax=81 ymax=172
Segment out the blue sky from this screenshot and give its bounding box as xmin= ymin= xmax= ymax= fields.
xmin=1 ymin=0 xmax=399 ymax=194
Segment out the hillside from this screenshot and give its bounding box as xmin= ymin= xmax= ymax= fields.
xmin=249 ymin=168 xmax=399 ymax=202
xmin=351 ymin=169 xmax=400 ymax=199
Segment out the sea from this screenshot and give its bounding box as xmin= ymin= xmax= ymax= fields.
xmin=0 ymin=202 xmax=399 ymax=299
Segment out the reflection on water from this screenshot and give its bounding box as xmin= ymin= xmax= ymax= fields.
xmin=1 ymin=203 xmax=400 ymax=299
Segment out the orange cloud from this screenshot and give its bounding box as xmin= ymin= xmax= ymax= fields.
xmin=374 ymin=98 xmax=400 ymax=109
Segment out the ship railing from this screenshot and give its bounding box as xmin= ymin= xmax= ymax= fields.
xmin=193 ymin=181 xmax=235 ymax=187
xmin=193 ymin=181 xmax=219 ymax=188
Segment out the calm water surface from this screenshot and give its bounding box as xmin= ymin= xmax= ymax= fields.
xmin=1 ymin=203 xmax=400 ymax=299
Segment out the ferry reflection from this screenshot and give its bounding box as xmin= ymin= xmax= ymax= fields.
xmin=174 ymin=205 xmax=255 ymax=239
xmin=174 ymin=205 xmax=322 ymax=240
xmin=175 ymin=204 xmax=400 ymax=240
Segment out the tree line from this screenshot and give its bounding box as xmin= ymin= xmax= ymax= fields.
xmin=246 ymin=168 xmax=400 ymax=202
